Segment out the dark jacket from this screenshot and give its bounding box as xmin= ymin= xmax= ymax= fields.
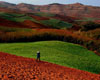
xmin=37 ymin=52 xmax=40 ymax=58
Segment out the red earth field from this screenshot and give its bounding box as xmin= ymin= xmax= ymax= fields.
xmin=23 ymin=20 xmax=49 ymax=29
xmin=0 ymin=52 xmax=100 ymax=80
xmin=0 ymin=17 xmax=28 ymax=28
xmin=30 ymin=15 xmax=50 ymax=21
xmin=0 ymin=7 xmax=18 ymax=13
xmin=0 ymin=17 xmax=49 ymax=29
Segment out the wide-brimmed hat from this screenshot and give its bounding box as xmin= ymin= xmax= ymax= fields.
xmin=37 ymin=51 xmax=40 ymax=53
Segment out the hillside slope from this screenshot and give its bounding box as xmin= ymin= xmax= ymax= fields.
xmin=17 ymin=3 xmax=100 ymax=18
xmin=0 ymin=12 xmax=50 ymax=29
xmin=0 ymin=12 xmax=74 ymax=29
xmin=0 ymin=2 xmax=100 ymax=18
xmin=0 ymin=41 xmax=100 ymax=73
xmin=0 ymin=52 xmax=100 ymax=80
xmin=0 ymin=17 xmax=28 ymax=28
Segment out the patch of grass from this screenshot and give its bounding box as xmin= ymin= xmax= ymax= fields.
xmin=0 ymin=41 xmax=100 ymax=73
xmin=76 ymin=17 xmax=100 ymax=22
xmin=0 ymin=26 xmax=32 ymax=32
xmin=40 ymin=19 xmax=73 ymax=29
xmin=33 ymin=12 xmax=55 ymax=17
xmin=0 ymin=12 xmax=38 ymax=22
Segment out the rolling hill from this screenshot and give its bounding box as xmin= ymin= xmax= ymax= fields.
xmin=0 ymin=12 xmax=74 ymax=29
xmin=0 ymin=41 xmax=100 ymax=73
xmin=0 ymin=1 xmax=100 ymax=79
xmin=0 ymin=16 xmax=49 ymax=29
xmin=0 ymin=1 xmax=100 ymax=19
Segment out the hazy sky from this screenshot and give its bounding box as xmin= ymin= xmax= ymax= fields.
xmin=0 ymin=0 xmax=100 ymax=6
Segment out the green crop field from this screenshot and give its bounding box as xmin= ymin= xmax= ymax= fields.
xmin=0 ymin=12 xmax=38 ymax=22
xmin=33 ymin=12 xmax=55 ymax=17
xmin=76 ymin=17 xmax=100 ymax=22
xmin=0 ymin=41 xmax=100 ymax=73
xmin=40 ymin=19 xmax=73 ymax=29
xmin=0 ymin=26 xmax=32 ymax=32
xmin=0 ymin=12 xmax=73 ymax=29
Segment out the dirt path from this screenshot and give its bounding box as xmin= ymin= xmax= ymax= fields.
xmin=0 ymin=52 xmax=100 ymax=80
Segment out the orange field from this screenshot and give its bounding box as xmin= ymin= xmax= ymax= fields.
xmin=0 ymin=52 xmax=100 ymax=80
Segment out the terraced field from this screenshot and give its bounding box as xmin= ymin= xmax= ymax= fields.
xmin=0 ymin=12 xmax=73 ymax=29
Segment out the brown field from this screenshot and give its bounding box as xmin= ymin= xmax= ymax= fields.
xmin=0 ymin=52 xmax=100 ymax=80
xmin=0 ymin=17 xmax=28 ymax=28
xmin=22 ymin=20 xmax=49 ymax=29
xmin=30 ymin=15 xmax=50 ymax=21
xmin=0 ymin=17 xmax=49 ymax=29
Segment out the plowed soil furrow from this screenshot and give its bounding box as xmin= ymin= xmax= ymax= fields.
xmin=0 ymin=52 xmax=100 ymax=80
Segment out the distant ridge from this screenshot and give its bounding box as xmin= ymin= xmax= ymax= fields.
xmin=0 ymin=1 xmax=100 ymax=18
xmin=49 ymin=3 xmax=63 ymax=5
xmin=71 ymin=2 xmax=84 ymax=5
xmin=0 ymin=1 xmax=15 ymax=6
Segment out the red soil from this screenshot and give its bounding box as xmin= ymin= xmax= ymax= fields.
xmin=30 ymin=15 xmax=50 ymax=21
xmin=52 ymin=14 xmax=77 ymax=23
xmin=22 ymin=20 xmax=50 ymax=29
xmin=0 ymin=7 xmax=17 ymax=13
xmin=29 ymin=14 xmax=76 ymax=23
xmin=69 ymin=24 xmax=81 ymax=31
xmin=95 ymin=20 xmax=100 ymax=24
xmin=0 ymin=52 xmax=100 ymax=80
xmin=0 ymin=17 xmax=29 ymax=28
xmin=0 ymin=7 xmax=28 ymax=14
xmin=0 ymin=17 xmax=50 ymax=29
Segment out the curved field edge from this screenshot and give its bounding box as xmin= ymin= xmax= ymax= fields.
xmin=1 ymin=28 xmax=100 ymax=56
xmin=0 ymin=41 xmax=100 ymax=74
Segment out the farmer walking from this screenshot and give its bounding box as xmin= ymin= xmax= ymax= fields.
xmin=36 ymin=51 xmax=40 ymax=61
